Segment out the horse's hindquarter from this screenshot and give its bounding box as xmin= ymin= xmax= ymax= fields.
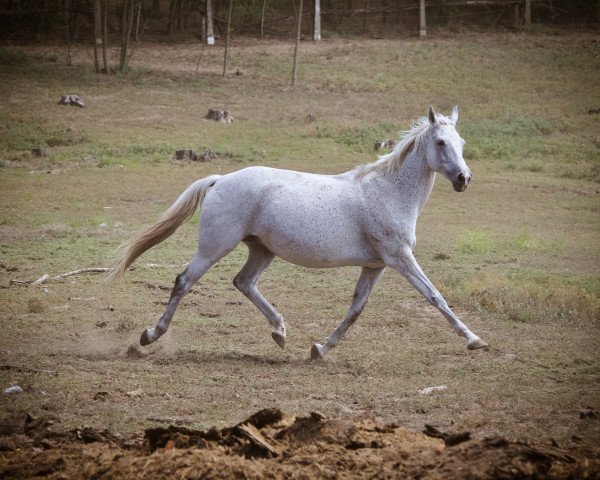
xmin=203 ymin=167 xmax=382 ymax=268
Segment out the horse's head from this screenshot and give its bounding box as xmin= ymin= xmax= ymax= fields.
xmin=424 ymin=106 xmax=471 ymax=192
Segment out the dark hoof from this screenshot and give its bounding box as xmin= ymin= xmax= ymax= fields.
xmin=271 ymin=331 xmax=286 ymax=349
xmin=140 ymin=329 xmax=151 ymax=346
xmin=310 ymin=343 xmax=325 ymax=360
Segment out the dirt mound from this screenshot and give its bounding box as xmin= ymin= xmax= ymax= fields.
xmin=0 ymin=409 xmax=598 ymax=479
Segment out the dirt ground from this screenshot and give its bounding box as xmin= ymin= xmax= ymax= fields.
xmin=1 ymin=408 xmax=598 ymax=479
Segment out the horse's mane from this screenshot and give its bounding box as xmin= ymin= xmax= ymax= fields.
xmin=357 ymin=116 xmax=432 ymax=178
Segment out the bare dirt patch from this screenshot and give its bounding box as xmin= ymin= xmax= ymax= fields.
xmin=1 ymin=408 xmax=597 ymax=479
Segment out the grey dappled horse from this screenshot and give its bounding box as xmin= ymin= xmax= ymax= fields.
xmin=109 ymin=106 xmax=489 ymax=358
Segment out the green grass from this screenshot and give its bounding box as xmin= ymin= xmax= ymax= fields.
xmin=455 ymin=229 xmax=495 ymax=254
xmin=452 ymin=270 xmax=600 ymax=326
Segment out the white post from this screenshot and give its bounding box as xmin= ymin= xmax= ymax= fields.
xmin=524 ymin=0 xmax=531 ymax=27
xmin=419 ymin=0 xmax=426 ymax=37
xmin=206 ymin=0 xmax=214 ymax=45
xmin=314 ymin=0 xmax=321 ymax=41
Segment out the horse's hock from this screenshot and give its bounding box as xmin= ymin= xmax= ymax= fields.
xmin=206 ymin=109 xmax=233 ymax=123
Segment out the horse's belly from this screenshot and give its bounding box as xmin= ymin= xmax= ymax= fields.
xmin=253 ymin=213 xmax=381 ymax=268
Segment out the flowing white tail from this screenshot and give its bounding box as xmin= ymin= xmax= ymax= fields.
xmin=108 ymin=175 xmax=221 ymax=283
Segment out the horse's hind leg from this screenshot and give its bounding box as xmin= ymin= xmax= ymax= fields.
xmin=140 ymin=251 xmax=216 ymax=346
xmin=233 ymin=240 xmax=287 ymax=349
xmin=311 ymin=266 xmax=385 ymax=359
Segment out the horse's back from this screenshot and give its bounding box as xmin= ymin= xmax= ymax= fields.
xmin=200 ymin=166 xmax=381 ymax=268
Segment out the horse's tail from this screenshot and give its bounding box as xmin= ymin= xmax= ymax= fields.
xmin=107 ymin=175 xmax=222 ymax=283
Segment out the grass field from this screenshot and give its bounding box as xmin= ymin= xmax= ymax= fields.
xmin=0 ymin=30 xmax=599 ymax=455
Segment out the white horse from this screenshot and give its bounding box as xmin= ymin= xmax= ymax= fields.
xmin=109 ymin=106 xmax=488 ymax=358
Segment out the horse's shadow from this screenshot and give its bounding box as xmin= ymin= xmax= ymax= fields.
xmin=147 ymin=348 xmax=312 ymax=367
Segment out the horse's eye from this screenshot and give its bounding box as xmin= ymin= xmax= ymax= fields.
xmin=436 ymin=139 xmax=445 ymax=146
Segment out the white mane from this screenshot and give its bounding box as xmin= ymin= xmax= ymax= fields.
xmin=359 ymin=115 xmax=440 ymax=177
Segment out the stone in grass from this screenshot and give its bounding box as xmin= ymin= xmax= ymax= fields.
xmin=58 ymin=95 xmax=86 ymax=108
xmin=175 ymin=149 xmax=215 ymax=162
xmin=206 ymin=109 xmax=233 ymax=123
xmin=31 ymin=148 xmax=48 ymax=157
xmin=3 ymin=386 xmax=24 ymax=395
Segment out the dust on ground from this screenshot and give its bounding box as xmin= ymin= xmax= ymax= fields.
xmin=0 ymin=408 xmax=598 ymax=479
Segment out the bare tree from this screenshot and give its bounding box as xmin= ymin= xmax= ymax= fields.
xmin=102 ymin=0 xmax=109 ymax=71
xmin=291 ymin=0 xmax=303 ymax=85
xmin=135 ymin=0 xmax=143 ymax=43
xmin=260 ymin=0 xmax=267 ymax=39
xmin=93 ymin=0 xmax=102 ymax=72
xmin=419 ymin=0 xmax=426 ymax=36
xmin=64 ymin=0 xmax=72 ymax=65
xmin=223 ymin=0 xmax=233 ymax=76
xmin=119 ymin=0 xmax=135 ymax=71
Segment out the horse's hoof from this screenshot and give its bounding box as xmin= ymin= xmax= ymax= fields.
xmin=140 ymin=329 xmax=152 ymax=346
xmin=467 ymin=337 xmax=489 ymax=350
xmin=310 ymin=343 xmax=326 ymax=360
xmin=271 ymin=331 xmax=286 ymax=349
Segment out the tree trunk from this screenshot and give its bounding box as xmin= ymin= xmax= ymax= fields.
xmin=102 ymin=0 xmax=109 ymax=72
xmin=64 ymin=0 xmax=72 ymax=65
xmin=119 ymin=0 xmax=135 ymax=71
xmin=70 ymin=0 xmax=81 ymax=40
xmin=93 ymin=0 xmax=102 ymax=72
xmin=175 ymin=0 xmax=182 ymax=32
xmin=291 ymin=0 xmax=303 ymax=85
xmin=313 ymin=0 xmax=320 ymax=41
xmin=223 ymin=0 xmax=233 ymax=76
xmin=524 ymin=0 xmax=531 ymax=26
xmin=419 ymin=0 xmax=426 ymax=36
xmin=167 ymin=0 xmax=176 ymax=34
xmin=260 ymin=0 xmax=267 ymax=39
xmin=200 ymin=14 xmax=206 ymax=42
xmin=135 ymin=0 xmax=142 ymax=42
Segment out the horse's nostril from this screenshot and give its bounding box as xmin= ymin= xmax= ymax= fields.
xmin=457 ymin=173 xmax=466 ymax=184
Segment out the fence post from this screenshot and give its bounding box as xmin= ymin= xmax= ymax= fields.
xmin=314 ymin=0 xmax=321 ymax=41
xmin=524 ymin=0 xmax=531 ymax=27
xmin=419 ymin=0 xmax=426 ymax=36
xmin=206 ymin=0 xmax=214 ymax=44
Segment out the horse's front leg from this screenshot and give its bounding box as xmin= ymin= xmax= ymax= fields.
xmin=311 ymin=266 xmax=385 ymax=359
xmin=386 ymin=245 xmax=488 ymax=349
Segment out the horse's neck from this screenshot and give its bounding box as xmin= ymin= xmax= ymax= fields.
xmin=388 ymin=148 xmax=436 ymax=218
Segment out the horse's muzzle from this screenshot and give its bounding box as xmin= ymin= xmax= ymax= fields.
xmin=452 ymin=171 xmax=471 ymax=192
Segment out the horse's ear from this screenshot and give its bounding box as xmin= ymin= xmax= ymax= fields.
xmin=450 ymin=106 xmax=459 ymax=126
xmin=428 ymin=106 xmax=437 ymax=124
